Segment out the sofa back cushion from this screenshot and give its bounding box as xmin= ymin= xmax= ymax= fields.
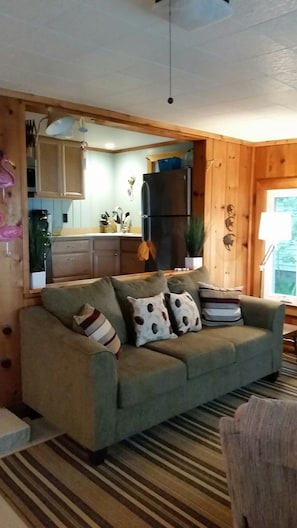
xmin=111 ymin=271 xmax=169 ymax=343
xmin=41 ymin=277 xmax=127 ymax=343
xmin=167 ymin=266 xmax=210 ymax=313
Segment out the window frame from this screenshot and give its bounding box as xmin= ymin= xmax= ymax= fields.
xmin=254 ymin=176 xmax=297 ymax=299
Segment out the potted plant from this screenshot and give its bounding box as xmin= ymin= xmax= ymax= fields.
xmin=29 ymin=215 xmax=51 ymax=288
xmin=184 ymin=215 xmax=206 ymax=269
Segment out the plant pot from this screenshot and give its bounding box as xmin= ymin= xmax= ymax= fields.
xmin=185 ymin=256 xmax=203 ymax=270
xmin=30 ymin=271 xmax=46 ymax=289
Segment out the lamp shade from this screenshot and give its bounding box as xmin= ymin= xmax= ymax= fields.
xmin=46 ymin=110 xmax=76 ymax=137
xmin=153 ymin=0 xmax=233 ymax=30
xmin=258 ymin=212 xmax=292 ymax=242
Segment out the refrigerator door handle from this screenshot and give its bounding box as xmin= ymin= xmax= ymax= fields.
xmin=141 ymin=180 xmax=151 ymax=241
xmin=141 ymin=181 xmax=151 ymax=216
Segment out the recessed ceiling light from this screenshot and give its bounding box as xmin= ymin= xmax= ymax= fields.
xmin=105 ymin=142 xmax=115 ymax=150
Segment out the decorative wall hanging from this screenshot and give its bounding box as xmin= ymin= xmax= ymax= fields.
xmin=0 ymin=212 xmax=22 ymax=256
xmin=223 ymin=203 xmax=236 ymax=251
xmin=0 ymin=151 xmax=16 ymax=203
xmin=127 ymin=176 xmax=136 ymax=200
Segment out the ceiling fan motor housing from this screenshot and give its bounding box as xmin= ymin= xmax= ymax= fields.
xmin=153 ymin=0 xmax=233 ymax=30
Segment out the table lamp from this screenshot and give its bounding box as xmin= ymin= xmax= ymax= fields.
xmin=258 ymin=211 xmax=292 ymax=297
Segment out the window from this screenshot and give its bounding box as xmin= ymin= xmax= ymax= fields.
xmin=264 ymin=189 xmax=297 ymax=302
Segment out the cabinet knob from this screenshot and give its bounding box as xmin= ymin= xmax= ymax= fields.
xmin=114 ymin=252 xmax=118 ymax=256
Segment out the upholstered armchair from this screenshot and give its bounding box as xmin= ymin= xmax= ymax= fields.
xmin=219 ymin=395 xmax=297 ymax=528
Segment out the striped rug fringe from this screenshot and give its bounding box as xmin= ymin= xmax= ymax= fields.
xmin=1 ymin=362 xmax=297 ymax=528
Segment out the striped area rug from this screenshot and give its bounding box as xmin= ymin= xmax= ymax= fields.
xmin=1 ymin=362 xmax=297 ymax=528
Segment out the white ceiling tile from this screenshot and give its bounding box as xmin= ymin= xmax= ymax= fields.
xmin=4 ymin=0 xmax=297 ymax=143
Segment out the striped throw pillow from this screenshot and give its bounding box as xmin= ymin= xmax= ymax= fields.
xmin=198 ymin=282 xmax=243 ymax=327
xmin=73 ymin=303 xmax=121 ymax=357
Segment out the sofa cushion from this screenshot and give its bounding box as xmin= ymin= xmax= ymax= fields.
xmin=145 ymin=331 xmax=236 ymax=380
xmin=167 ymin=266 xmax=210 ymax=313
xmin=73 ymin=303 xmax=121 ymax=358
xmin=117 ymin=344 xmax=187 ymax=408
xmin=198 ymin=282 xmax=244 ymax=326
xmin=202 ymin=325 xmax=273 ymax=362
xmin=111 ymin=271 xmax=169 ymax=343
xmin=41 ymin=277 xmax=127 ymax=343
xmin=127 ymin=293 xmax=177 ymax=346
xmin=165 ymin=291 xmax=202 ymax=335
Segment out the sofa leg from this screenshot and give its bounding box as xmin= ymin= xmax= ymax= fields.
xmin=88 ymin=448 xmax=108 ymax=465
xmin=264 ymin=371 xmax=279 ymax=382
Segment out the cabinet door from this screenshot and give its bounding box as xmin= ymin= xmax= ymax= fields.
xmin=36 ymin=137 xmax=84 ymax=199
xmin=36 ymin=137 xmax=61 ymax=197
xmin=52 ymin=238 xmax=92 ymax=282
xmin=93 ymin=238 xmax=120 ymax=278
xmin=120 ymin=238 xmax=145 ymax=275
xmin=63 ymin=141 xmax=85 ymax=199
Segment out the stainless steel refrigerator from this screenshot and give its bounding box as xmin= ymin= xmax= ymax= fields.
xmin=141 ymin=168 xmax=191 ymax=271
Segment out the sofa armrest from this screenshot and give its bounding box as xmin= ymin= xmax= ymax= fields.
xmin=20 ymin=305 xmax=118 ymax=452
xmin=240 ymin=295 xmax=285 ymax=332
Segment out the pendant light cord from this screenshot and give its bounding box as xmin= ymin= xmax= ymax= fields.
xmin=167 ymin=0 xmax=174 ymax=104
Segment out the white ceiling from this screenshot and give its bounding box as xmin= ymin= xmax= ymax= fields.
xmin=5 ymin=0 xmax=297 ymax=144
xmin=26 ymin=112 xmax=175 ymax=150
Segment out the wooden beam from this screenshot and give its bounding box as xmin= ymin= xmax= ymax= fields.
xmin=0 ymin=87 xmax=253 ymax=146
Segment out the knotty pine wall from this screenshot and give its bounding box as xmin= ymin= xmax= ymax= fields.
xmin=253 ymin=141 xmax=297 ymax=323
xmin=198 ymin=139 xmax=253 ymax=293
xmin=0 ymin=97 xmax=27 ymax=408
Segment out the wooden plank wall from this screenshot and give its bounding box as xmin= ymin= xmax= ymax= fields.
xmin=0 ymin=97 xmax=26 ymax=408
xmin=253 ymin=142 xmax=297 ymax=321
xmin=203 ymin=138 xmax=253 ymax=292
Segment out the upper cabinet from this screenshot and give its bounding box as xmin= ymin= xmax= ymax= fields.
xmin=36 ymin=136 xmax=85 ymax=199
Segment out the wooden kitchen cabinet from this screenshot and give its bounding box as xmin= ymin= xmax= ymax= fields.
xmin=93 ymin=237 xmax=120 ymax=278
xmin=120 ymin=237 xmax=145 ymax=274
xmin=36 ymin=137 xmax=85 ymax=199
xmin=52 ymin=238 xmax=92 ymax=282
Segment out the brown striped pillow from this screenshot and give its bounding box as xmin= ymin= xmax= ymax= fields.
xmin=198 ymin=282 xmax=243 ymax=327
xmin=73 ymin=303 xmax=121 ymax=357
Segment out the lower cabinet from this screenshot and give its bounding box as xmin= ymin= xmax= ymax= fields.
xmin=120 ymin=238 xmax=145 ymax=275
xmin=51 ymin=236 xmax=142 ymax=282
xmin=93 ymin=237 xmax=120 ymax=278
xmin=51 ymin=238 xmax=93 ymax=282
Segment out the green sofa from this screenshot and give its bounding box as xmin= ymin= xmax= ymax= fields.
xmin=20 ymin=268 xmax=285 ymax=463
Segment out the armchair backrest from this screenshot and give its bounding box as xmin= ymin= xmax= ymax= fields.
xmin=219 ymin=395 xmax=297 ymax=528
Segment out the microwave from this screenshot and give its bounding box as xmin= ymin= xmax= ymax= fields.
xmin=27 ymin=157 xmax=36 ymax=196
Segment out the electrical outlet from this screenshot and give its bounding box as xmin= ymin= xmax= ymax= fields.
xmin=63 ymin=213 xmax=68 ymax=223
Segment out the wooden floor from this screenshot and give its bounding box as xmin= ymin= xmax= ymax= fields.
xmin=0 ymin=416 xmax=61 ymax=527
xmin=0 ymin=495 xmax=29 ymax=528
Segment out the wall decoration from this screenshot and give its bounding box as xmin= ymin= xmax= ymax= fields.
xmin=223 ymin=203 xmax=236 ymax=251
xmin=0 ymin=212 xmax=22 ymax=256
xmin=223 ymin=233 xmax=236 ymax=251
xmin=127 ymin=176 xmax=136 ymax=200
xmin=0 ymin=151 xmax=16 ymax=203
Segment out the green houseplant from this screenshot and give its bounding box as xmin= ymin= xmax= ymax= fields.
xmin=29 ymin=215 xmax=51 ymax=288
xmin=184 ymin=215 xmax=206 ymax=269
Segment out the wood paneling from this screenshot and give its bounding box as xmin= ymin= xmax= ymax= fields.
xmin=253 ymin=142 xmax=297 ymax=320
xmin=203 ymin=139 xmax=252 ymax=292
xmin=0 ymin=97 xmax=26 ymax=408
